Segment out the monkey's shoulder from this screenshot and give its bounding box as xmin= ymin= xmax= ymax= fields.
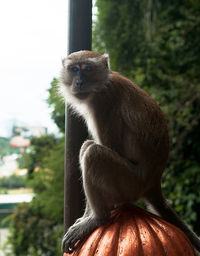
xmin=109 ymin=71 xmax=135 ymax=87
xmin=109 ymin=71 xmax=150 ymax=97
xmin=109 ymin=71 xmax=159 ymax=109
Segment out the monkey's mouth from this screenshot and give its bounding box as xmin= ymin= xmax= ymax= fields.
xmin=74 ymin=92 xmax=90 ymax=100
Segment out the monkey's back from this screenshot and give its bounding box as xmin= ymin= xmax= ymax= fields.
xmin=88 ymin=71 xmax=169 ymax=179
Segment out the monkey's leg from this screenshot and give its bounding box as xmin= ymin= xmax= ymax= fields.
xmin=71 ymin=140 xmax=97 ymax=223
xmin=63 ymin=141 xmax=145 ymax=253
xmin=62 ymin=193 xmax=108 ymax=253
xmin=68 ymin=140 xmax=95 ymax=226
xmin=73 ymin=201 xmax=91 ymax=226
xmin=81 ymin=141 xmax=145 ymax=209
xmin=145 ymin=186 xmax=200 ymax=253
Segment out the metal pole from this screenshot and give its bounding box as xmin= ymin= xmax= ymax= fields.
xmin=64 ymin=0 xmax=92 ymax=232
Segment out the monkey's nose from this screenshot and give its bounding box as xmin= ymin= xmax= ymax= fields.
xmin=76 ymin=80 xmax=83 ymax=88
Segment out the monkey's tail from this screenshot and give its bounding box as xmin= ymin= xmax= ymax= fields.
xmin=145 ymin=189 xmax=200 ymax=253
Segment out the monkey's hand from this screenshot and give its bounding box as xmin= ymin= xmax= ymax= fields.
xmin=62 ymin=216 xmax=105 ymax=253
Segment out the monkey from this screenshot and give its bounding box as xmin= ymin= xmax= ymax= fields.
xmin=59 ymin=50 xmax=200 ymax=254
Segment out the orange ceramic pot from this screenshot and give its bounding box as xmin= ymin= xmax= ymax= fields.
xmin=63 ymin=204 xmax=195 ymax=256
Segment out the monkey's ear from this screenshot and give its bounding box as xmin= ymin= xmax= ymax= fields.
xmin=102 ymin=53 xmax=110 ymax=69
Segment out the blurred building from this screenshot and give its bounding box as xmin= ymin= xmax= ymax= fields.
xmin=10 ymin=136 xmax=30 ymax=148
xmin=0 ymin=154 xmax=18 ymax=177
xmin=10 ymin=126 xmax=47 ymax=150
xmin=0 ymin=126 xmax=47 ymax=177
xmin=12 ymin=126 xmax=47 ymax=138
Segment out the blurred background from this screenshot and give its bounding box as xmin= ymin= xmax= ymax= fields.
xmin=0 ymin=0 xmax=67 ymax=254
xmin=0 ymin=0 xmax=200 ymax=255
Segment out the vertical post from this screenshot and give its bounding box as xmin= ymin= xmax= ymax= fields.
xmin=64 ymin=0 xmax=92 ymax=232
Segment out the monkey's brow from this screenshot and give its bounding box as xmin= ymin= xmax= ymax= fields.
xmin=67 ymin=61 xmax=96 ymax=68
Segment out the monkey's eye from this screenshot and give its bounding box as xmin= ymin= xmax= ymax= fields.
xmin=85 ymin=66 xmax=92 ymax=72
xmin=71 ymin=66 xmax=79 ymax=72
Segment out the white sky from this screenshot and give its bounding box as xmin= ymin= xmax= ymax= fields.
xmin=0 ymin=0 xmax=69 ymax=137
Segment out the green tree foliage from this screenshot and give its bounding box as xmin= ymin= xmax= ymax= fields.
xmin=18 ymin=134 xmax=58 ymax=174
xmin=0 ymin=175 xmax=26 ymax=190
xmin=6 ymin=78 xmax=65 ymax=255
xmin=7 ymin=202 xmax=62 ymax=256
xmin=6 ymin=137 xmax=64 ymax=256
xmin=27 ymin=139 xmax=64 ymax=223
xmin=47 ymin=78 xmax=65 ymax=133
xmin=0 ymin=137 xmax=17 ymax=160
xmin=94 ymin=0 xmax=200 ymax=234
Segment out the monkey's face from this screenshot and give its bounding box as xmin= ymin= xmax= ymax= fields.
xmin=60 ymin=51 xmax=110 ymax=100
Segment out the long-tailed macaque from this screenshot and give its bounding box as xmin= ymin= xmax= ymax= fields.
xmin=59 ymin=51 xmax=200 ymax=254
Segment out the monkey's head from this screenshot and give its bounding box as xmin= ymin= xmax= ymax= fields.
xmin=60 ymin=51 xmax=110 ymax=101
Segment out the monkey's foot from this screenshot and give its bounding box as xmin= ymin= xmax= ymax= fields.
xmin=62 ymin=217 xmax=105 ymax=254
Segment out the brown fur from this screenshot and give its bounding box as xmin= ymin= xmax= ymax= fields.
xmin=60 ymin=51 xmax=200 ymax=254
